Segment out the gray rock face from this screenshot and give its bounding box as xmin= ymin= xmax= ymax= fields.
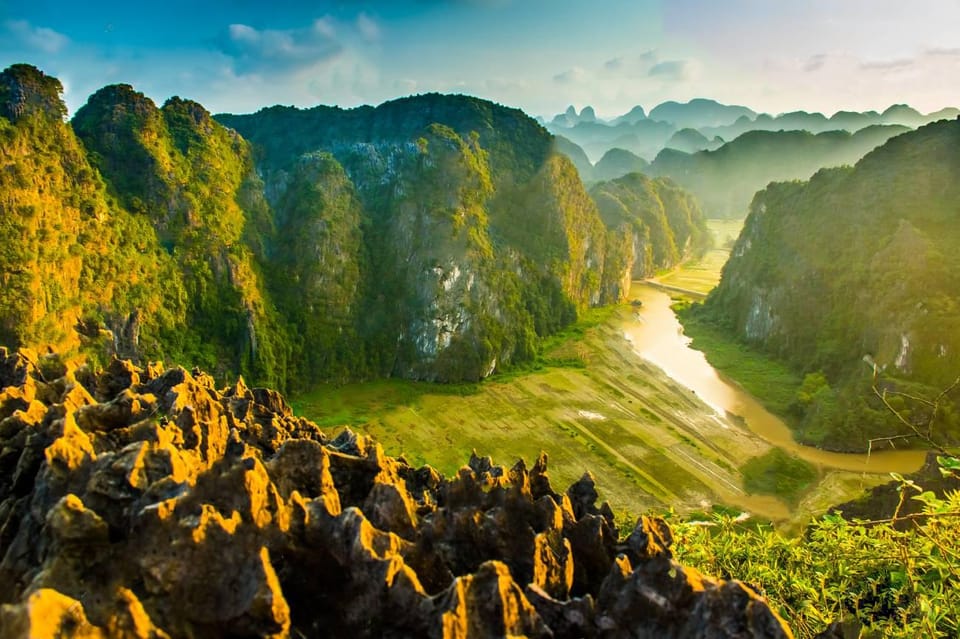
xmin=0 ymin=348 xmax=794 ymax=638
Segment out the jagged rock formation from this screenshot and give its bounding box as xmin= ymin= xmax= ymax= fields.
xmin=0 ymin=348 xmax=793 ymax=638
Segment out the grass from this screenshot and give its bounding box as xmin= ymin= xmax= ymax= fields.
xmin=677 ymin=307 xmax=803 ymax=416
xmin=741 ymin=448 xmax=819 ymax=505
xmin=657 ymin=248 xmax=731 ymax=294
xmin=291 ymin=301 xmax=788 ymax=522
xmin=657 ymin=219 xmax=744 ymax=295
xmin=291 ymin=274 xmax=899 ymax=531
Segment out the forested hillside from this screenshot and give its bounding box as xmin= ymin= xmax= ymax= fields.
xmin=694 ymin=118 xmax=960 ymax=449
xmin=0 ymin=64 xmax=708 ymax=388
xmin=590 ymin=173 xmax=709 ymax=285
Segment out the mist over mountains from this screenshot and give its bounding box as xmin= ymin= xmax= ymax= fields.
xmin=697 ymin=117 xmax=960 ymax=450
xmin=548 ymin=98 xmax=957 ymax=161
xmin=548 ymin=98 xmax=957 ymax=218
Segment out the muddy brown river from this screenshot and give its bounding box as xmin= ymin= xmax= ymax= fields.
xmin=623 ymin=284 xmax=926 ymax=474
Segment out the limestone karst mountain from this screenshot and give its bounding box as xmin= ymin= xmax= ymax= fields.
xmin=0 ymin=64 xmax=708 ymax=388
xmin=547 ymin=98 xmax=957 ymax=186
xmin=697 ymin=117 xmax=960 ymax=449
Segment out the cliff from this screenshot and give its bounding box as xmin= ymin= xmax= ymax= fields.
xmin=218 ymin=94 xmax=621 ymax=380
xmin=0 ymin=65 xmax=705 ymax=387
xmin=0 ymin=348 xmax=793 ymax=638
xmin=696 ymin=118 xmax=960 ymax=449
xmin=590 ymin=172 xmax=710 ymax=292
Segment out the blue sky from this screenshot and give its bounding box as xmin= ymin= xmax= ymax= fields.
xmin=2 ymin=0 xmax=959 ymax=117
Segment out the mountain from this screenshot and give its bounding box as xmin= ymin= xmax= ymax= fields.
xmin=217 ymin=93 xmax=628 ymax=381
xmin=551 ymin=119 xmax=676 ymax=163
xmin=0 ymin=66 xmax=213 ymax=373
xmin=928 ymin=106 xmax=960 ymax=121
xmin=0 ymin=65 xmax=707 ymax=388
xmin=590 ymin=173 xmax=709 ymax=284
xmin=881 ymin=104 xmax=926 ymax=127
xmin=647 ymin=125 xmax=910 ymax=218
xmin=592 ymin=148 xmax=649 ymax=182
xmin=648 ymin=99 xmax=757 ymax=130
xmin=553 ymin=134 xmax=595 ymax=181
xmin=664 ymin=127 xmax=717 ymax=154
xmin=697 ymin=118 xmax=960 ymax=449
xmin=550 ymin=104 xmax=596 ymax=128
xmin=549 ymin=100 xmax=958 ymax=171
xmin=69 ymin=82 xmax=291 ymax=387
xmin=828 ymin=110 xmax=881 ymax=131
xmin=611 ymin=104 xmax=647 ymax=125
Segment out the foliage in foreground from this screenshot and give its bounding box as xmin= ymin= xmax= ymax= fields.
xmin=674 ymin=457 xmax=960 ymax=638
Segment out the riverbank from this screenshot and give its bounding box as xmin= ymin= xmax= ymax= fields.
xmin=673 ymin=301 xmax=802 ymax=416
xmin=293 ymin=283 xmax=924 ymax=530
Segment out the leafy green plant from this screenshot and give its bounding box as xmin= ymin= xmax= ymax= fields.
xmin=674 ymin=456 xmax=960 ymax=638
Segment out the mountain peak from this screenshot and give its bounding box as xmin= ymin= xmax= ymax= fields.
xmin=0 ymin=63 xmax=67 ymax=122
xmin=648 ymin=98 xmax=756 ymax=129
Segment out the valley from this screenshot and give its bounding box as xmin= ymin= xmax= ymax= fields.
xmin=294 ymin=274 xmax=925 ymax=530
xmin=2 ymin=49 xmax=959 ymax=635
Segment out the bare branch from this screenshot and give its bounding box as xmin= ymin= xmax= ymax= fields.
xmin=872 ymin=383 xmax=949 ymax=455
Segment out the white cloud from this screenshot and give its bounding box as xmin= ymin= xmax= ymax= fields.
xmin=925 ymin=47 xmax=960 ymax=58
xmin=357 ymin=13 xmax=381 ymax=41
xmin=3 ymin=19 xmax=69 ymax=54
xmin=553 ymin=66 xmax=587 ymax=85
xmin=804 ymin=54 xmax=828 ymax=72
xmin=218 ymin=19 xmax=342 ymax=75
xmin=604 ymin=57 xmax=623 ymax=71
xmin=648 ymin=59 xmax=698 ymax=82
xmin=859 ymin=58 xmax=915 ymax=72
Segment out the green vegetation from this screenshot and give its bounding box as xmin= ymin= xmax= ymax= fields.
xmin=675 ymin=458 xmax=960 ymax=638
xmin=696 ymin=119 xmax=960 ymax=450
xmin=677 ymin=305 xmax=803 ymax=415
xmin=292 ymin=296 xmax=901 ymax=527
xmin=592 ymin=147 xmax=649 ymax=182
xmin=655 ymin=218 xmax=744 ymax=295
xmin=2 ymin=65 xmax=713 ymax=389
xmin=740 ymin=448 xmax=818 ymax=504
xmin=589 ymin=172 xmax=711 ymax=283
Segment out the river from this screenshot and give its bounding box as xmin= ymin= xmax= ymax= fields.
xmin=622 ymin=283 xmax=927 ymax=474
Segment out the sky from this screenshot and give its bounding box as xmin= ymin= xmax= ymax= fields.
xmin=2 ymin=0 xmax=959 ymax=118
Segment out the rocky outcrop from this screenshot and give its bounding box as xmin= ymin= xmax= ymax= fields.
xmin=0 ymin=348 xmax=794 ymax=638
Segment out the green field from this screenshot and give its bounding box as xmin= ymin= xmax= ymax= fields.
xmin=657 ymin=218 xmax=744 ymax=294
xmin=293 ymin=291 xmax=893 ymax=530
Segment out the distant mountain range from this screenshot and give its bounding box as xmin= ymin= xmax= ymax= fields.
xmin=547 ymin=98 xmax=957 ymax=218
xmin=646 ymin=125 xmax=910 ymax=219
xmin=548 ymin=98 xmax=959 ymax=164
